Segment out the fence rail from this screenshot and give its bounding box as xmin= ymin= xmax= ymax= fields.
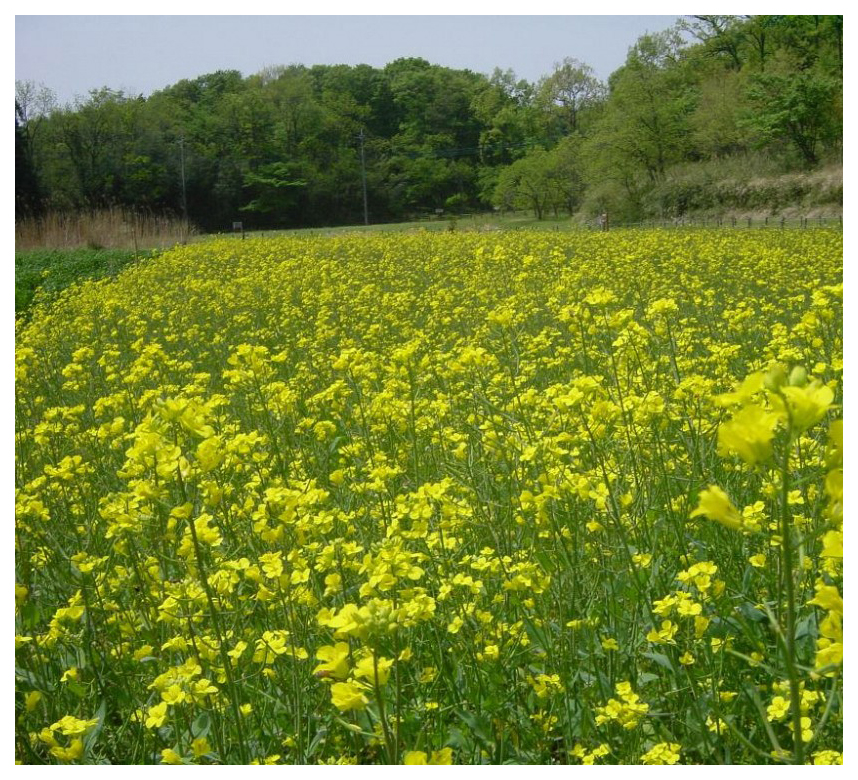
xmin=590 ymin=214 xmax=842 ymax=231
xmin=419 ymin=210 xmax=843 ymax=231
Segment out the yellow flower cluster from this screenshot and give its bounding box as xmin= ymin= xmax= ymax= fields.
xmin=595 ymin=682 xmax=650 ymax=729
xmin=640 ymin=742 xmax=681 ymax=765
xmin=15 ymin=229 xmax=841 ymax=764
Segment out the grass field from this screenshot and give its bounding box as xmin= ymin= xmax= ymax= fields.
xmin=15 ymin=229 xmax=842 ymax=764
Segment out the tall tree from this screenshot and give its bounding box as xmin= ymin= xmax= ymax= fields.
xmin=15 ymin=81 xmax=55 ymax=216
xmin=586 ymin=29 xmax=695 ymax=185
xmin=742 ymin=69 xmax=841 ymax=166
xmin=493 ymin=148 xmax=557 ymax=219
xmin=536 ymin=57 xmax=605 ymax=139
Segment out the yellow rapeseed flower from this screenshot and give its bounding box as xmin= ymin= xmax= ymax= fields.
xmin=330 ymin=681 xmax=369 ymax=712
xmin=690 ymin=486 xmax=743 ymax=531
xmin=640 ymin=742 xmax=681 ymax=765
xmin=717 ymin=404 xmax=780 ymax=465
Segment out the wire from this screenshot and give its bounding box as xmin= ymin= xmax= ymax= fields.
xmin=379 ymin=139 xmax=544 ymax=160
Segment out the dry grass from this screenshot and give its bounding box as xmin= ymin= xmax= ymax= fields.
xmin=15 ymin=208 xmax=196 ymax=251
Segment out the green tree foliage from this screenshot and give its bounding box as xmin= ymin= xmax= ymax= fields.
xmin=240 ymin=162 xmax=307 ymax=216
xmin=16 ymin=102 xmax=43 ymax=219
xmin=591 ymin=30 xmax=696 ymax=185
xmin=535 ymin=57 xmax=605 ymax=140
xmin=689 ymin=71 xmax=751 ymax=158
xmin=16 ymin=16 xmax=842 ymax=230
xmin=492 ymin=136 xmax=588 ymax=219
xmin=579 ymin=16 xmax=841 ymax=220
xmin=493 ymin=148 xmax=554 ymax=219
xmin=742 ymin=69 xmax=841 ymax=166
xmin=548 ymin=136 xmax=587 ymax=216
xmin=472 ymin=68 xmax=538 ymax=170
xmin=15 ymin=81 xmax=56 ymax=218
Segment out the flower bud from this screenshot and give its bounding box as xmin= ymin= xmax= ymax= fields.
xmin=788 ymin=366 xmax=808 ymax=387
xmin=764 ymin=365 xmax=787 ymax=392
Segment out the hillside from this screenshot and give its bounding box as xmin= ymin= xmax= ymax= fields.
xmin=644 ymin=162 xmax=843 ymax=222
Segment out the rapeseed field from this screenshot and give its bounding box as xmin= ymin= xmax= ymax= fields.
xmin=14 ymin=229 xmax=842 ymax=764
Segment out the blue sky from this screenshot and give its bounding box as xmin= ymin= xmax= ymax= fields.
xmin=16 ymin=15 xmax=682 ymax=106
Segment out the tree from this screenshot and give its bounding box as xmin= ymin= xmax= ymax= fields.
xmin=15 ymin=81 xmax=56 ymax=216
xmin=546 ymin=136 xmax=586 ymax=215
xmin=681 ymin=16 xmax=746 ymax=70
xmin=690 ymin=70 xmax=752 ymax=158
xmin=15 ymin=80 xmax=55 ymax=162
xmin=536 ymin=58 xmax=605 ymax=138
xmin=16 ymin=102 xmax=42 ymax=217
xmin=742 ymin=69 xmax=841 ymax=166
xmin=493 ymin=148 xmax=556 ymax=219
xmin=16 ymin=19 xmax=842 ymax=230
xmin=240 ymin=161 xmax=307 ymax=221
xmin=51 ymin=88 xmax=145 ymax=207
xmin=587 ymin=30 xmax=695 ymax=186
xmin=471 ymin=68 xmax=535 ymax=166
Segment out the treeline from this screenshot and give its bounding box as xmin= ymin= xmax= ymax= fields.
xmin=16 ymin=15 xmax=842 ymax=230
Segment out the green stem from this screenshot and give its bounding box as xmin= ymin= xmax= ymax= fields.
xmin=372 ymin=651 xmax=395 ymax=763
xmin=778 ymin=427 xmax=805 ymax=765
xmin=178 ymin=461 xmax=250 ymax=765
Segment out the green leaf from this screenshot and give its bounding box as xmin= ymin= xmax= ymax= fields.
xmin=444 ymin=726 xmax=472 ymax=752
xmin=641 ymin=651 xmax=674 ymax=671
xmin=794 ymin=614 xmax=817 ymax=641
xmin=192 ymin=711 xmax=211 ymax=738
xmin=737 ymin=602 xmax=767 ymax=623
xmin=456 ymin=709 xmax=492 ymax=745
xmin=306 ymin=726 xmax=329 ymax=758
xmin=334 ymin=717 xmax=375 ymax=739
xmin=15 ymin=666 xmax=41 ymax=688
xmin=83 ymin=699 xmax=108 ymax=752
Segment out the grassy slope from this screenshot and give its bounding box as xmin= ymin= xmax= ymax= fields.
xmin=648 ymin=161 xmax=843 ymax=220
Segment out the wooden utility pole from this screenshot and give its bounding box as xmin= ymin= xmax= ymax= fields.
xmin=359 ymin=128 xmax=369 ymax=226
xmin=179 ymin=136 xmax=188 ymax=242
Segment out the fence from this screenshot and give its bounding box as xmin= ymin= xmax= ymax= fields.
xmin=429 ymin=211 xmax=843 ymax=231
xmin=587 ymin=214 xmax=842 ymax=231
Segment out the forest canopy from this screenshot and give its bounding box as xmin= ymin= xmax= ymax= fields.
xmin=16 ymin=16 xmax=842 ymax=230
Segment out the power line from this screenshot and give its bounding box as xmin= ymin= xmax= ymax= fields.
xmin=393 ymin=140 xmax=542 ymax=159
xmin=362 ymin=136 xmax=543 ymax=160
